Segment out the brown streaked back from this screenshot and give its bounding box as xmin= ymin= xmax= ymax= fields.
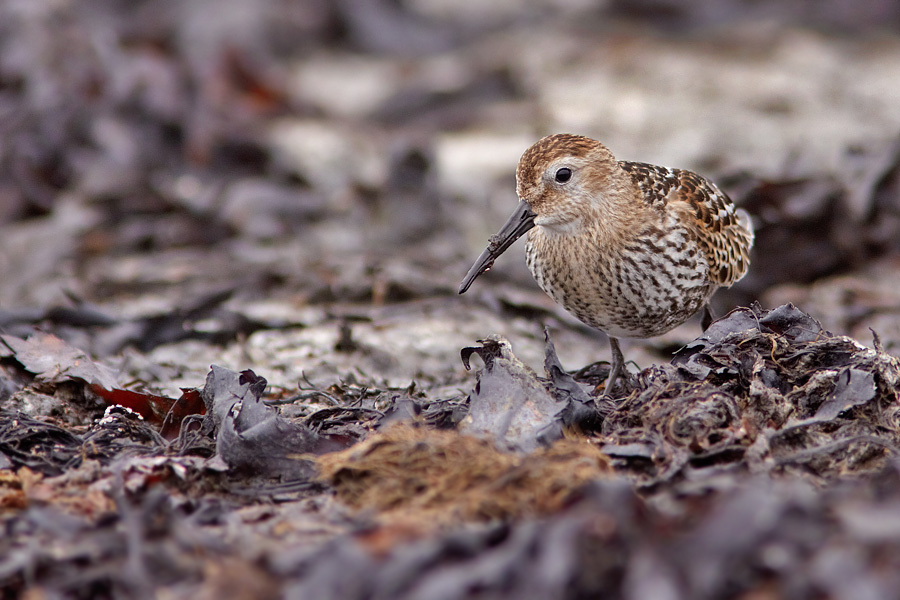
xmin=620 ymin=161 xmax=753 ymax=286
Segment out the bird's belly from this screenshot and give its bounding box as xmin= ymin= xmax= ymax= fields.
xmin=526 ymin=236 xmax=714 ymax=339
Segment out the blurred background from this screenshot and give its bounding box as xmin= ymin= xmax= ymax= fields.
xmin=1 ymin=0 xmax=900 ymax=393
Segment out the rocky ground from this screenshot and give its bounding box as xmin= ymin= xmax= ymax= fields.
xmin=2 ymin=1 xmax=900 ymax=598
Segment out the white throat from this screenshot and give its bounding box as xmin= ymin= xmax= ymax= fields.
xmin=535 ymin=215 xmax=584 ymax=236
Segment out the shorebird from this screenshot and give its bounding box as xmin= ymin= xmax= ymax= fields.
xmin=459 ymin=134 xmax=754 ymax=395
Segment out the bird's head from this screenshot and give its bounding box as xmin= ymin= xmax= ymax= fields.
xmin=459 ymin=134 xmax=622 ymax=294
xmin=515 ymin=133 xmax=619 ymax=230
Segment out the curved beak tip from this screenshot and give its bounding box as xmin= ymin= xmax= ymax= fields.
xmin=456 ymin=200 xmax=535 ymax=295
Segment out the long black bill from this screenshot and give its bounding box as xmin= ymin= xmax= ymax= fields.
xmin=458 ymin=200 xmax=536 ymax=294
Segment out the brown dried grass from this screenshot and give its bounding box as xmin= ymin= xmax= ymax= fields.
xmin=315 ymin=423 xmax=611 ymax=526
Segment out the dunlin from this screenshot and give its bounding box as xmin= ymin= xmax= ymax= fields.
xmin=459 ymin=134 xmax=754 ymax=395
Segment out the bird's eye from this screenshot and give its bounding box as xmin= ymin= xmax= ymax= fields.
xmin=555 ymin=167 xmax=572 ymax=183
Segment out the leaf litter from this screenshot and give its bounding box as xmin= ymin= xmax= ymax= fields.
xmin=2 ymin=1 xmax=900 ymax=597
xmin=2 ymin=302 xmax=900 ymax=597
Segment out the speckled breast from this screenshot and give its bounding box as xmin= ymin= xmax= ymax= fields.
xmin=525 ymin=223 xmax=716 ymax=339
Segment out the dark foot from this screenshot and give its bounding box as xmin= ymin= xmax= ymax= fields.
xmin=700 ymin=303 xmax=716 ymax=332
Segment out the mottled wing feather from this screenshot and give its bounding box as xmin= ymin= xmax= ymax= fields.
xmin=618 ymin=162 xmax=678 ymax=210
xmin=620 ymin=161 xmax=754 ymax=287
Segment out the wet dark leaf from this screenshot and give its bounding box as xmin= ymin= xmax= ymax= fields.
xmin=1 ymin=332 xmax=120 ymax=390
xmin=203 ymin=365 xmax=318 ymax=479
xmin=460 ymin=336 xmax=567 ymax=452
xmin=815 ymin=368 xmax=877 ymax=420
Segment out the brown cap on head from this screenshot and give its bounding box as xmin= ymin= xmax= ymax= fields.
xmin=515 ymin=134 xmax=608 ymax=194
xmin=514 ymin=134 xmax=627 ymax=224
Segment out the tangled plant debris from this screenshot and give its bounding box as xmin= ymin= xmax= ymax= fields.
xmin=603 ymin=304 xmax=900 ymax=485
xmin=3 ymin=303 xmax=900 ymax=597
xmin=2 ymin=1 xmax=900 ymax=597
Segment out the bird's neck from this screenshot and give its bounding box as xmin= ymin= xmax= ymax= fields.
xmin=540 ymin=185 xmax=644 ymax=246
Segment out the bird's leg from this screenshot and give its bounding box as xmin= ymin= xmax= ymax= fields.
xmin=700 ymin=303 xmax=716 ymax=332
xmin=604 ymin=336 xmax=626 ymax=397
